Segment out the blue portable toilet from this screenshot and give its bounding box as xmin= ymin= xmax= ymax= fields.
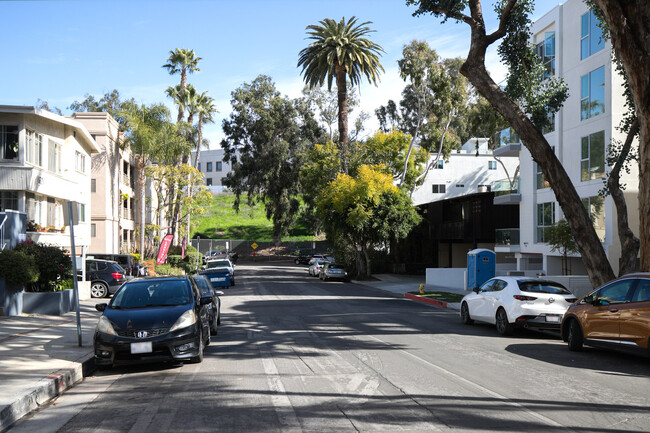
xmin=467 ymin=249 xmax=496 ymax=290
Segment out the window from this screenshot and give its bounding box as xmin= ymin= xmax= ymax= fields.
xmin=48 ymin=140 xmax=61 ymax=173
xmin=206 ymin=162 xmax=212 ymax=172
xmin=26 ymin=129 xmax=43 ymax=166
xmin=206 ymin=178 xmax=213 ymax=186
xmin=581 ymin=66 xmax=605 ymax=120
xmin=0 ymin=125 xmax=18 ymax=160
xmin=594 ymin=280 xmax=636 ymax=305
xmin=91 ymin=223 xmax=96 ymax=238
xmin=456 ymin=184 xmax=464 ymax=188
xmin=197 ymin=162 xmax=201 ymax=172
xmin=432 ymin=184 xmax=446 ymax=194
xmin=536 ymin=31 xmax=555 ymax=78
xmin=543 ymin=113 xmax=555 ymax=134
xmin=582 ymin=196 xmax=605 ymax=241
xmin=488 ymin=161 xmax=497 ymax=170
xmin=75 ymin=151 xmax=86 ymax=173
xmin=216 ymin=161 xmax=223 ymax=171
xmin=581 ymin=131 xmax=605 ymax=181
xmin=631 ymin=280 xmax=650 ymax=303
xmin=0 ymin=191 xmax=18 ymax=211
xmin=581 ymin=10 xmax=605 ymax=60
xmin=433 ymin=160 xmax=443 ymax=169
xmin=537 ymin=202 xmax=555 ymax=243
xmin=78 ymin=203 xmax=86 ymax=222
xmin=91 ymin=179 xmax=96 ymax=193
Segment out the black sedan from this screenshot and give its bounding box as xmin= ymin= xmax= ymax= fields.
xmin=192 ymin=275 xmax=223 ymax=336
xmin=93 ymin=276 xmax=212 ymax=368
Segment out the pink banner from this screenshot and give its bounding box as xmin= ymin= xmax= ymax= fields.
xmin=156 ymin=234 xmax=174 ymax=265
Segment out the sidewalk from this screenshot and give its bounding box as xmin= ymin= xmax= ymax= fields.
xmin=352 ymin=273 xmax=467 ymax=310
xmin=0 ymin=299 xmax=99 ymax=432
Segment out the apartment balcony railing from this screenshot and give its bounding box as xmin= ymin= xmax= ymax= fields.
xmin=493 ymin=178 xmax=521 ymax=205
xmin=495 ymin=228 xmax=520 ymax=246
xmin=493 ymin=127 xmax=522 ymax=157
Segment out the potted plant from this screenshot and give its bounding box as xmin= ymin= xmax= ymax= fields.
xmin=0 ymin=249 xmax=39 ymax=316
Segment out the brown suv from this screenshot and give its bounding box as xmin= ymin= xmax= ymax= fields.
xmin=561 ymin=273 xmax=650 ymax=355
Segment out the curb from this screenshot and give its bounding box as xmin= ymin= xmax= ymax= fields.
xmin=0 ymin=355 xmax=96 ymax=433
xmin=404 ymin=293 xmax=460 ymax=310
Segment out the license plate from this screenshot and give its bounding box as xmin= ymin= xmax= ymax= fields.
xmin=130 ymin=342 xmax=152 ymax=354
xmin=545 ymin=315 xmax=560 ymax=323
xmin=211 ymin=277 xmax=226 ymax=282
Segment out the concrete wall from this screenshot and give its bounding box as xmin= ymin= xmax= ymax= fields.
xmin=426 ymin=268 xmax=467 ymax=290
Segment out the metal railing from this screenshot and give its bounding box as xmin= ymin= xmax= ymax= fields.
xmin=495 ymin=228 xmax=520 ymax=246
xmin=497 ymin=127 xmax=521 ymax=148
xmin=492 ymin=178 xmax=520 ymax=197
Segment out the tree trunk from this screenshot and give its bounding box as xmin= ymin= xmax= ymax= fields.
xmin=608 ymin=118 xmax=640 ymax=276
xmin=460 ymin=31 xmax=615 ymax=287
xmin=137 ymin=156 xmax=146 ymax=258
xmin=593 ymin=0 xmax=650 ymax=272
xmin=335 ymin=63 xmax=349 ymax=174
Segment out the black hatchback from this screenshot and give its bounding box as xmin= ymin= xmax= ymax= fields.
xmin=83 ymin=259 xmax=126 ymax=298
xmin=93 ymin=276 xmax=212 ymax=368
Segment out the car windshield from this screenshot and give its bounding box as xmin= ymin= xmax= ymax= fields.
xmin=207 ymin=260 xmax=230 ymax=269
xmin=517 ymin=281 xmax=571 ymax=295
xmin=111 ymin=280 xmax=192 ymax=308
xmin=192 ymin=277 xmax=211 ymax=297
xmin=329 ymin=264 xmax=344 ymax=269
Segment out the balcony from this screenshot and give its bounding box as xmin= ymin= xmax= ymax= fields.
xmin=495 ymin=228 xmax=520 ymax=252
xmin=493 ymin=178 xmax=521 ymax=205
xmin=493 ymin=127 xmax=522 ymax=157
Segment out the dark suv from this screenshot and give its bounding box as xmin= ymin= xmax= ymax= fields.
xmin=88 ymin=254 xmax=139 ymax=277
xmin=82 ymin=259 xmax=127 ymax=298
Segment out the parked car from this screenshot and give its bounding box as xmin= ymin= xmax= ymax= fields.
xmin=561 ymin=273 xmax=650 ymax=355
xmin=93 ymin=276 xmax=212 ymax=368
xmin=81 ymin=259 xmax=127 ymax=298
xmin=308 ymin=254 xmax=326 ymax=265
xmin=202 ymin=259 xmax=235 ymax=285
xmin=87 ymin=253 xmax=139 ymax=277
xmin=192 ymin=275 xmax=223 ymax=336
xmin=320 ymin=263 xmax=349 ymax=281
xmin=294 ymin=254 xmax=311 ymax=265
xmin=460 ymin=277 xmax=577 ymax=335
xmin=308 ymin=259 xmax=328 ymax=277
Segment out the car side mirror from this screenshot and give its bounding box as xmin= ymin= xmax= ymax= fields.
xmin=473 ymin=287 xmax=481 ymax=294
xmin=200 ymin=296 xmax=213 ymax=305
xmin=95 ymin=303 xmax=107 ymax=312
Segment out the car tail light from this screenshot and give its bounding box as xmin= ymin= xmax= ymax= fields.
xmin=112 ymin=272 xmax=123 ymax=280
xmin=513 ymin=295 xmax=537 ymax=301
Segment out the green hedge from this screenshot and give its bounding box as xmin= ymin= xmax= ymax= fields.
xmin=0 ymin=249 xmax=39 ymax=286
xmin=154 ymin=264 xmax=185 ymax=276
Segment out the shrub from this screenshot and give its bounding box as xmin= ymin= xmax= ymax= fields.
xmin=130 ymin=253 xmax=141 ymax=262
xmin=0 ymin=249 xmax=39 ymax=287
xmin=53 ymin=278 xmax=74 ymax=292
xmin=154 ymin=264 xmax=185 ymax=276
xmin=15 ymin=241 xmax=72 ymax=291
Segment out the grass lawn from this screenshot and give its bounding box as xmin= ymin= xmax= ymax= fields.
xmin=407 ymin=291 xmax=465 ymax=303
xmin=192 ymin=193 xmax=316 ymax=241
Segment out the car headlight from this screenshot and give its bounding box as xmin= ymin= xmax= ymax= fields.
xmin=96 ymin=316 xmax=116 ymax=336
xmin=170 ymin=309 xmax=197 ymax=332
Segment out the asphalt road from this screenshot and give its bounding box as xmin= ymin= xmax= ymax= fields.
xmin=12 ymin=263 xmax=650 ymax=432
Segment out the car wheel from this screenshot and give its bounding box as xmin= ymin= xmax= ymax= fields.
xmin=216 ymin=311 xmax=221 ymax=326
xmin=460 ymin=303 xmax=474 ymax=325
xmin=191 ymin=335 xmax=204 ymax=363
xmin=495 ymin=308 xmax=513 ymax=336
xmin=567 ymin=319 xmax=584 ymax=351
xmin=91 ymin=282 xmax=109 ymax=298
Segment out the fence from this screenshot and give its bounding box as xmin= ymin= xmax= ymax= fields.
xmin=190 ymin=238 xmax=330 ymax=261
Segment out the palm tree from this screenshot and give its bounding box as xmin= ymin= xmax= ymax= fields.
xmin=193 ymin=92 xmax=218 ymax=169
xmin=162 ymin=48 xmax=201 ymax=123
xmin=298 ymin=17 xmax=384 ymax=173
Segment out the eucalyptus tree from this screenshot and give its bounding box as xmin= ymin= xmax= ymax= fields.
xmin=162 ymin=48 xmax=202 ymax=123
xmin=406 ymin=0 xmax=615 ymax=287
xmin=298 ymin=16 xmax=384 ymax=173
xmin=221 ymin=75 xmax=325 ymax=243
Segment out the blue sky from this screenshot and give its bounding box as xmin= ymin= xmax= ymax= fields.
xmin=3 ymin=0 xmax=560 ymax=148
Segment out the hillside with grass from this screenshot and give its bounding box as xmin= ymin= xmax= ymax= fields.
xmin=191 ymin=193 xmax=316 ymax=241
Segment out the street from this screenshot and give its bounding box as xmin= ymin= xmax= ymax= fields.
xmin=13 ymin=264 xmax=650 ymax=432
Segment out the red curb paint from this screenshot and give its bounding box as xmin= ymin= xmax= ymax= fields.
xmin=404 ymin=293 xmax=448 ymax=309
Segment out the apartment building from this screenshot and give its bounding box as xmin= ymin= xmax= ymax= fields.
xmin=493 ymin=0 xmax=638 ymax=276
xmin=0 ymin=105 xmax=98 ymax=252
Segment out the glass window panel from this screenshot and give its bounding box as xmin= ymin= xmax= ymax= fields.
xmin=581 ymin=13 xmax=589 ymax=38
xmin=581 ymin=38 xmax=589 ymax=60
xmin=590 ymin=12 xmax=605 ymax=54
xmin=590 ymin=131 xmax=605 ymax=179
xmin=590 ymin=67 xmax=605 ymax=117
xmin=581 ymin=160 xmax=590 ymax=181
xmin=581 ymin=136 xmax=589 ymax=159
xmin=545 ymin=32 xmax=555 ymax=56
xmin=581 ymin=74 xmax=589 ymax=99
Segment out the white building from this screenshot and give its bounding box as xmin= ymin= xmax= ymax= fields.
xmin=412 ymin=138 xmax=519 ymax=206
xmin=494 ymin=0 xmax=638 ymax=276
xmin=191 ymin=148 xmax=236 ymax=194
xmin=0 ymin=106 xmax=98 ymax=253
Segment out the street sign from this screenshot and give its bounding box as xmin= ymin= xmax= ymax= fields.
xmin=251 ymin=242 xmax=258 ymax=250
